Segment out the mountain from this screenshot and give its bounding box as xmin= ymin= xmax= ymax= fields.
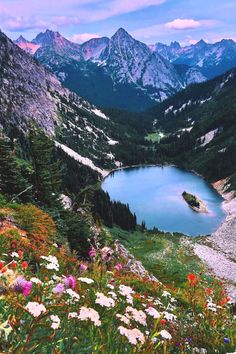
xmin=148 ymin=68 xmax=236 ymax=185
xmin=1 ymin=30 xmax=124 ymax=175
xmin=15 ymin=29 xmax=207 ymax=111
xmin=154 ymin=39 xmax=236 ymax=80
xmin=81 ymin=37 xmax=110 ymax=60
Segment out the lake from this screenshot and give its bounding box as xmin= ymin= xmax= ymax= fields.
xmin=102 ymin=166 xmax=226 ymax=236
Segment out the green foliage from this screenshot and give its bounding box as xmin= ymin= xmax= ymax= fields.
xmin=92 ymin=189 xmax=137 ymax=231
xmin=182 ymin=191 xmax=200 ymax=208
xmin=0 ymin=137 xmax=31 ymax=201
xmin=29 ymin=130 xmax=62 ymax=207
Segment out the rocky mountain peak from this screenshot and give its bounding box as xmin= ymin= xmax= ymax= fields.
xmin=15 ymin=35 xmax=28 ymax=44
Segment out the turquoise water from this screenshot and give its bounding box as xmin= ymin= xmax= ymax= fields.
xmin=102 ymin=166 xmax=226 ymax=236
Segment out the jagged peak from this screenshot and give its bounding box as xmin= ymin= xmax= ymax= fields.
xmin=32 ymin=29 xmax=66 ymax=45
xmin=195 ymin=39 xmax=208 ymax=47
xmin=15 ymin=35 xmax=28 ymax=44
xmin=111 ymin=28 xmax=133 ymax=41
xmin=170 ymin=41 xmax=181 ymax=49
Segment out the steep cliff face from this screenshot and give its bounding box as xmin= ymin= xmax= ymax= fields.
xmin=0 ymin=30 xmax=120 ymax=173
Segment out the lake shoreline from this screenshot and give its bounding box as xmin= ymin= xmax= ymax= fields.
xmin=193 ymin=178 xmax=236 ymax=298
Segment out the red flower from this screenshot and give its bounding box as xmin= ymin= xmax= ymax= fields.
xmin=206 ymin=287 xmax=212 ymax=295
xmin=21 ymin=261 xmax=28 ymax=269
xmin=18 ymin=250 xmax=23 ymax=258
xmin=221 ymin=297 xmax=231 ymax=306
xmin=0 ymin=262 xmax=3 ymax=270
xmin=160 ymin=319 xmax=167 ymax=325
xmin=1 ymin=267 xmax=7 ymax=273
xmin=10 ymin=261 xmax=17 ymax=269
xmin=187 ymin=273 xmax=197 ymax=285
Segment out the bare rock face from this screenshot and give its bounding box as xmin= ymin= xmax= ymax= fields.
xmin=0 ymin=30 xmax=120 ymax=171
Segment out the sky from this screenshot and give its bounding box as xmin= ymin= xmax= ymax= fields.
xmin=0 ymin=0 xmax=235 ymax=45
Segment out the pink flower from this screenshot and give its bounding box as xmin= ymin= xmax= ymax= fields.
xmin=52 ymin=283 xmax=64 ymax=294
xmin=115 ymin=263 xmax=123 ymax=271
xmin=80 ymin=264 xmax=87 ymax=272
xmin=64 ymin=275 xmax=76 ymax=290
xmin=88 ymin=247 xmax=96 ymax=258
xmin=101 ymin=247 xmax=113 ymax=262
xmin=14 ymin=276 xmax=32 ymax=297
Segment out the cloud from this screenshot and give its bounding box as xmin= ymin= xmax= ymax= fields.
xmin=0 ymin=0 xmax=166 ymax=32
xmin=4 ymin=16 xmax=48 ymax=32
xmin=165 ymin=19 xmax=201 ymax=30
xmin=70 ymin=33 xmax=101 ymax=43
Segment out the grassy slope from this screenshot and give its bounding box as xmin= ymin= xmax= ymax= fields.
xmin=108 ymin=227 xmax=206 ymax=288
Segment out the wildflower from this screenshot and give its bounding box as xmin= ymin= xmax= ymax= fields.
xmin=25 ymin=302 xmax=46 ymax=317
xmin=95 ymin=292 xmax=115 ymax=308
xmin=118 ymin=326 xmax=145 ymax=345
xmin=114 ymin=263 xmax=123 ymax=271
xmin=79 ymin=264 xmax=87 ymax=272
xmin=30 ymin=277 xmax=42 ymax=285
xmin=50 ymin=315 xmax=60 ymax=330
xmin=21 ymin=261 xmax=28 ymax=269
xmin=78 ymin=277 xmax=94 ymax=284
xmin=64 ymin=275 xmax=76 ymax=290
xmin=101 ymin=247 xmax=113 ymax=262
xmin=108 ymin=291 xmax=117 ymax=299
xmin=11 ymin=252 xmax=19 ymax=258
xmin=52 ymin=283 xmax=64 ymax=295
xmin=88 ymin=247 xmax=96 ymax=258
xmin=187 ymin=273 xmax=197 ymax=286
xmin=224 ymin=338 xmax=230 ymax=343
xmin=163 ymin=311 xmax=177 ymax=321
xmin=68 ymin=312 xmax=78 ymax=319
xmin=221 ymin=297 xmax=231 ymax=306
xmin=116 ymin=314 xmax=131 ymax=325
xmin=126 ymin=307 xmax=147 ymax=326
xmin=0 ymin=262 xmax=3 ymax=270
xmin=145 ymin=306 xmax=161 ymax=319
xmin=206 ymin=287 xmax=212 ymax=295
xmin=119 ymin=284 xmax=134 ymax=297
xmin=162 ymin=291 xmax=171 ymax=297
xmin=160 ymin=329 xmax=172 ymax=340
xmin=14 ymin=276 xmax=32 ymax=297
xmin=160 ymin=319 xmax=167 ymax=325
xmin=65 ymin=289 xmax=80 ymax=302
xmin=1 ymin=267 xmax=7 ymax=274
xmin=78 ymin=307 xmax=101 ymax=326
xmin=41 ymin=255 xmax=59 ymax=271
xmin=18 ymin=250 xmax=23 ymax=258
xmin=10 ymin=261 xmax=17 ymax=269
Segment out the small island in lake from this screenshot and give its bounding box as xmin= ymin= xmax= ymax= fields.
xmin=182 ymin=191 xmax=208 ymax=213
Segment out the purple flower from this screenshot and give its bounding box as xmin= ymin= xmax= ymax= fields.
xmin=64 ymin=275 xmax=76 ymax=290
xmin=114 ymin=263 xmax=123 ymax=272
xmin=80 ymin=264 xmax=87 ymax=272
xmin=224 ymin=338 xmax=230 ymax=343
xmin=14 ymin=276 xmax=32 ymax=297
xmin=52 ymin=283 xmax=64 ymax=295
xmin=88 ymin=247 xmax=96 ymax=258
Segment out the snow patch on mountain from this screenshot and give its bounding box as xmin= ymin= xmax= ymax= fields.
xmin=91 ymin=108 xmax=109 ymax=120
xmin=55 ymin=141 xmax=108 ymax=177
xmin=199 ymin=128 xmax=220 ymax=147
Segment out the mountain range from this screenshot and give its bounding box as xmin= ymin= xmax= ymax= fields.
xmin=14 ymin=29 xmax=236 ymax=111
xmin=0 ymin=30 xmax=125 ymax=176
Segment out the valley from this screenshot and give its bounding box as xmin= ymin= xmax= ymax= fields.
xmin=0 ymin=21 xmax=236 ymax=352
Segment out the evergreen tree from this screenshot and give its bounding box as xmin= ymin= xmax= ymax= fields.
xmin=29 ymin=130 xmax=62 ymax=207
xmin=0 ymin=137 xmax=31 ymax=200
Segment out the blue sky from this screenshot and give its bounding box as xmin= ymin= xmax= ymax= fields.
xmin=0 ymin=0 xmax=235 ymax=45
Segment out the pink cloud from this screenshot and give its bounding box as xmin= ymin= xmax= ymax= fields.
xmin=165 ymin=19 xmax=201 ymax=30
xmin=70 ymin=33 xmax=101 ymax=43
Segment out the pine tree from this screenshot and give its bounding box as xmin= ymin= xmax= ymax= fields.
xmin=29 ymin=130 xmax=62 ymax=207
xmin=0 ymin=137 xmax=30 ymax=200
